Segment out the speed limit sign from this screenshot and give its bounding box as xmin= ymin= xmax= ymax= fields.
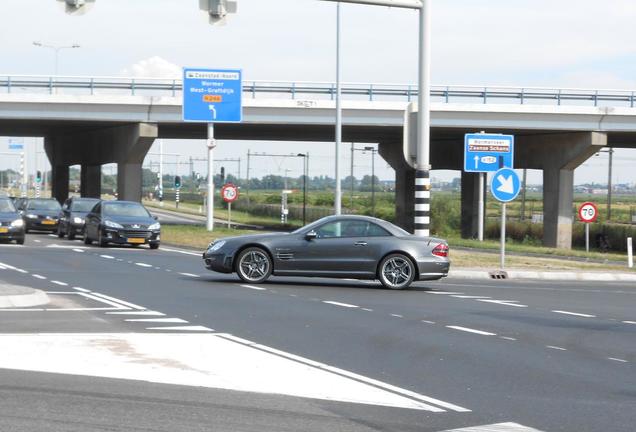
xmin=578 ymin=202 xmax=598 ymax=223
xmin=221 ymin=183 xmax=239 ymax=203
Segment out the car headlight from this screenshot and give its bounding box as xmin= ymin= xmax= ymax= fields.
xmin=73 ymin=217 xmax=85 ymax=224
xmin=26 ymin=214 xmax=37 ymax=219
xmin=104 ymin=220 xmax=123 ymax=229
xmin=148 ymin=222 xmax=161 ymax=231
xmin=209 ymin=240 xmax=226 ymax=252
xmin=10 ymin=219 xmax=24 ymax=228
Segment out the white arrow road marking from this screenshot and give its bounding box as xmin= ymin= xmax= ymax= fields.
xmin=496 ymin=174 xmax=514 ymax=194
xmin=0 ymin=333 xmax=469 ymax=412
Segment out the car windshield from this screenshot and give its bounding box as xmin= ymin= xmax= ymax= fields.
xmin=0 ymin=199 xmax=16 ymax=213
xmin=27 ymin=200 xmax=61 ymax=211
xmin=103 ymin=202 xmax=150 ymax=218
xmin=71 ymin=200 xmax=99 ymax=212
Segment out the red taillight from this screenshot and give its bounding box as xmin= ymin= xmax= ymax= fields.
xmin=432 ymin=243 xmax=449 ymax=257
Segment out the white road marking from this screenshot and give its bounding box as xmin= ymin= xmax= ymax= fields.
xmin=48 ymin=234 xmax=56 ymax=237
xmin=500 ymin=337 xmax=517 ymax=341
xmin=361 ymin=308 xmax=374 ymax=312
xmin=145 ymin=326 xmax=213 ymax=331
xmin=116 ymin=259 xmax=123 ymax=262
xmin=446 ymin=326 xmax=496 ymax=336
xmin=78 ymin=293 xmax=131 ymax=309
xmin=450 ymin=295 xmax=491 ymax=299
xmin=88 ymin=292 xmax=145 ymax=310
xmin=126 ymin=318 xmax=188 ymax=323
xmin=607 ymin=357 xmax=628 ymax=363
xmin=100 ymin=255 xmax=115 ymax=259
xmin=0 ymin=307 xmax=122 ymax=312
xmin=441 ymin=422 xmax=545 ymax=432
xmin=427 ymin=291 xmax=464 ymax=295
xmin=160 ymin=247 xmax=202 ymax=256
xmin=154 ymin=267 xmax=161 ymax=270
xmin=33 ymin=239 xmax=41 ymax=243
xmin=477 ymin=299 xmax=528 ymax=308
xmin=135 ymin=262 xmax=153 ymax=268
xmin=51 ymin=281 xmax=68 ymax=286
xmin=241 ymin=284 xmax=266 ymax=291
xmin=32 ymin=274 xmax=46 ymax=280
xmin=552 ymin=310 xmax=596 ymax=318
xmin=72 ymin=287 xmax=91 ymax=293
xmin=106 ymin=311 xmax=165 ymax=316
xmin=390 ymin=314 xmax=404 ymax=318
xmin=623 ymin=321 xmax=636 ymax=325
xmin=72 ymin=248 xmax=85 ymax=253
xmin=179 ymin=272 xmax=200 ymax=278
xmin=546 ymin=346 xmax=567 ymax=351
xmin=421 ymin=320 xmax=436 ymax=324
xmin=322 ymin=301 xmax=359 ymax=309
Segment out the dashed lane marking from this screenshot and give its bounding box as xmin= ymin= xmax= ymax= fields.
xmin=322 ymin=301 xmax=359 ymax=309
xmin=440 ymin=422 xmax=544 ymax=432
xmin=546 ymin=346 xmax=567 ymax=351
xmin=552 ymin=310 xmax=596 ymax=318
xmin=126 ymin=318 xmax=188 ymax=323
xmin=100 ymin=255 xmax=115 ymax=259
xmin=421 ymin=320 xmax=436 ymax=324
xmin=624 ymin=321 xmax=636 ymax=325
xmin=477 ymin=299 xmax=528 ymax=308
xmin=608 ymin=357 xmax=628 ymax=363
xmin=135 ymin=262 xmax=153 ymax=268
xmin=145 ymin=325 xmax=213 ymax=331
xmin=427 ymin=291 xmax=464 ymax=295
xmin=450 ymin=295 xmax=491 ymax=299
xmin=446 ymin=326 xmax=496 ymax=336
xmin=72 ymin=248 xmax=85 ymax=253
xmin=160 ymin=247 xmax=202 ymax=257
xmin=32 ymin=274 xmax=46 ymax=280
xmin=390 ymin=314 xmax=404 ymax=318
xmin=51 ymin=281 xmax=68 ymax=286
xmin=72 ymin=287 xmax=91 ymax=293
xmin=240 ymin=284 xmax=267 ymax=291
xmin=500 ymin=337 xmax=517 ymax=341
xmin=106 ymin=311 xmax=165 ymax=316
xmin=361 ymin=308 xmax=373 ymax=312
xmin=179 ymin=272 xmax=200 ymax=278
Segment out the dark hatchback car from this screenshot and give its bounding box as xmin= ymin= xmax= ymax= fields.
xmin=83 ymin=200 xmax=160 ymax=249
xmin=0 ymin=198 xmax=25 ymax=244
xmin=203 ymin=215 xmax=450 ymax=290
xmin=20 ymin=198 xmax=62 ymax=233
xmin=58 ymin=197 xmax=101 ymax=240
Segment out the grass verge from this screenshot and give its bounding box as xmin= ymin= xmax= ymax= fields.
xmin=161 ymin=225 xmax=263 ymax=250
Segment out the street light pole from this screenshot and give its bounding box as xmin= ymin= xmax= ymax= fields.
xmin=32 ymin=41 xmax=80 ymax=76
xmin=334 ymin=2 xmax=343 ymax=215
xmin=608 ymin=148 xmax=614 ymax=221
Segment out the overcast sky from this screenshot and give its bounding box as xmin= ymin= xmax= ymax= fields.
xmin=1 ymin=0 xmax=636 ymax=185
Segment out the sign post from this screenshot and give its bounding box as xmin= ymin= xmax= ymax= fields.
xmin=464 ymin=133 xmax=514 ymax=241
xmin=491 ymin=168 xmax=521 ymax=269
xmin=182 ymin=68 xmax=243 ymax=232
xmin=221 ymin=183 xmax=239 ymax=228
xmin=578 ymin=202 xmax=598 ymax=252
xmin=628 ymin=237 xmax=633 ymax=269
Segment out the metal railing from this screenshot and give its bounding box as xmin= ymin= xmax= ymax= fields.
xmin=1 ymin=75 xmax=636 ymax=107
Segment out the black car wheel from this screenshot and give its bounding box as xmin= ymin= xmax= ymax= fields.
xmin=236 ymin=247 xmax=272 ymax=284
xmin=83 ymin=231 xmax=92 ymax=245
xmin=378 ymin=253 xmax=415 ymax=290
xmin=16 ymin=238 xmax=24 ymax=245
xmin=68 ymin=231 xmax=76 ymax=241
xmin=57 ymin=225 xmax=65 ymax=238
xmin=98 ymin=229 xmax=108 ymax=247
xmin=149 ymin=243 xmax=160 ymax=250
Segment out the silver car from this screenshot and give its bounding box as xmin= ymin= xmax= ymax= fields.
xmin=203 ymin=215 xmax=450 ymax=290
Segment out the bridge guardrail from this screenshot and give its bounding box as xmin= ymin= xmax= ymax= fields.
xmin=1 ymin=75 xmax=635 ymax=107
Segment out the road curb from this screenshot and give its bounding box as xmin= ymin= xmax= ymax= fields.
xmin=0 ymin=286 xmax=50 ymax=308
xmin=449 ymin=269 xmax=636 ymax=282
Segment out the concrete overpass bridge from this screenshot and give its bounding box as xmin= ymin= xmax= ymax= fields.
xmin=2 ymin=75 xmax=636 ymax=248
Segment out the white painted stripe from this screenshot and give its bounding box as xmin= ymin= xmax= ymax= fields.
xmin=0 ymin=264 xmax=7 ymax=270
xmin=32 ymin=274 xmax=46 ymax=280
xmin=323 ymin=301 xmax=359 ymax=309
xmin=179 ymin=272 xmax=200 ymax=278
xmin=500 ymin=336 xmax=517 ymax=341
xmin=623 ymin=321 xmax=636 ymax=325
xmin=15 ymin=268 xmax=28 ymax=274
xmin=414 ymin=216 xmax=430 ymax=224
xmin=100 ymin=255 xmax=115 ymax=259
xmin=48 ymin=234 xmax=56 ymax=237
xmin=44 ymin=291 xmax=78 ymax=295
xmin=427 ymin=291 xmax=464 ymax=295
xmin=219 ymin=333 xmax=470 ymax=412
xmin=415 ymin=178 xmax=430 ymax=186
xmin=126 ymin=318 xmax=188 ymax=323
xmin=160 ymin=247 xmax=202 ymax=256
xmin=442 ymin=422 xmax=545 ymax=432
xmin=33 ymin=239 xmax=41 ymax=243
xmin=241 ymin=284 xmax=266 ymax=291
xmin=477 ymin=299 xmax=528 ymax=308
xmin=135 ymin=262 xmax=153 ymax=268
xmin=546 ymin=345 xmax=567 ymax=351
xmin=421 ymin=320 xmax=436 ymax=324
xmin=446 ymin=326 xmax=496 ymax=336
xmin=390 ymin=314 xmax=404 ymax=318
xmin=414 ymin=191 xmax=430 ymax=199
xmin=414 ymin=229 xmax=430 ymax=236
xmin=78 ymin=293 xmax=130 ymax=309
xmin=51 ymin=281 xmax=68 ymax=286
xmin=608 ymin=357 xmax=628 ymax=363
xmin=72 ymin=248 xmax=85 ymax=253
xmin=414 ymin=204 xmax=430 ymax=211
xmin=88 ymin=292 xmax=145 ymax=310
xmin=450 ymin=295 xmax=491 ymax=299
xmin=552 ymin=310 xmax=596 ymax=318
xmin=106 ymin=311 xmax=165 ymax=316
xmin=72 ymin=287 xmax=91 ymax=293
xmin=145 ymin=325 xmax=213 ymax=331
xmin=361 ymin=308 xmax=373 ymax=312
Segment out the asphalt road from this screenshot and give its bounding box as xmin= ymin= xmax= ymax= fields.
xmin=0 ymin=233 xmax=634 ymax=432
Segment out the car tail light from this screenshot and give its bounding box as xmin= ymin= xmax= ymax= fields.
xmin=432 ymin=243 xmax=449 ymax=257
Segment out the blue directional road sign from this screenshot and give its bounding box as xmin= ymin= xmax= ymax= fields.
xmin=182 ymin=68 xmax=242 ymax=123
xmin=464 ymin=133 xmax=514 ymax=172
xmin=491 ymin=168 xmax=521 ymax=203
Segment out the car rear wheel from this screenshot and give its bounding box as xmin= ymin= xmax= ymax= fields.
xmin=236 ymin=247 xmax=272 ymax=284
xmin=149 ymin=243 xmax=159 ymax=250
xmin=83 ymin=231 xmax=92 ymax=245
xmin=15 ymin=238 xmax=24 ymax=245
xmin=98 ymin=229 xmax=108 ymax=247
xmin=378 ymin=254 xmax=415 ymax=290
xmin=68 ymin=231 xmax=76 ymax=241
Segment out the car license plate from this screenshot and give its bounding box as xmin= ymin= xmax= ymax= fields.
xmin=42 ymin=220 xmax=56 ymax=225
xmin=127 ymin=238 xmax=145 ymax=244
xmin=0 ymin=228 xmax=8 ymax=233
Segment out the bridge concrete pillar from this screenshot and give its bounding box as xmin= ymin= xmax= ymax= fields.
xmin=51 ymin=164 xmax=69 ymax=205
xmin=113 ymin=124 xmax=157 ymax=202
xmin=518 ymin=131 xmax=607 ymax=249
xmin=460 ymin=172 xmax=486 ymax=239
xmin=379 ymin=142 xmax=415 ymax=233
xmin=81 ymin=165 xmax=101 ymax=198
xmin=117 ymin=162 xmax=144 ymax=202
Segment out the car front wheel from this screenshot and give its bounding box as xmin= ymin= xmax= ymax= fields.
xmin=378 ymin=253 xmax=415 ymax=290
xmin=236 ymin=247 xmax=272 ymax=284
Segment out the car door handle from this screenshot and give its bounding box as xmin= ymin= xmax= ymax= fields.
xmin=354 ymin=241 xmax=368 ymax=246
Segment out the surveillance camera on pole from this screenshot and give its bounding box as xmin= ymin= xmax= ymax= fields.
xmin=56 ymin=0 xmax=95 ymax=15
xmin=199 ymin=0 xmax=237 ymax=25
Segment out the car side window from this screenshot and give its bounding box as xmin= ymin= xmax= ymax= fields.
xmin=366 ymin=222 xmax=390 ymax=237
xmin=315 ymin=220 xmax=368 ymax=238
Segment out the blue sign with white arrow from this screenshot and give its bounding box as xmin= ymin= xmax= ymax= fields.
xmin=464 ymin=133 xmax=514 ymax=172
xmin=491 ymin=168 xmax=521 ymax=203
xmin=182 ymin=68 xmax=242 ymax=123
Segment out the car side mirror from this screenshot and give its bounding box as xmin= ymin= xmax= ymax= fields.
xmin=153 ymin=215 xmax=158 ymax=220
xmin=305 ymin=230 xmax=317 ymax=241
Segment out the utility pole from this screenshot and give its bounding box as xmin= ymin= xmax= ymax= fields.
xmin=608 ymin=148 xmax=614 ymax=221
xmin=350 ymin=143 xmax=355 ymax=209
xmin=520 ymin=168 xmax=527 ymax=220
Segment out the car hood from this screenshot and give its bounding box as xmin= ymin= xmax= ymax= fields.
xmin=0 ymin=212 xmax=21 ymax=222
xmin=104 ymin=216 xmax=157 ymax=228
xmin=25 ymin=210 xmax=59 ymax=218
xmin=70 ymin=211 xmax=91 ymax=218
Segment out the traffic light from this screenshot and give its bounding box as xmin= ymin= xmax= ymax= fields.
xmin=174 ymin=175 xmax=182 ymax=189
xmin=220 ymin=167 xmax=225 ymax=183
xmin=36 ymin=171 xmax=42 ymax=184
